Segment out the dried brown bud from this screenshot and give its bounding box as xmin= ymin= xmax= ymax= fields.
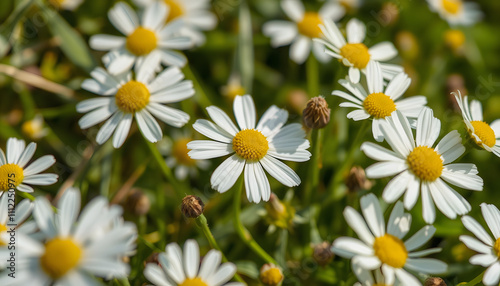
xmin=181 ymin=195 xmax=204 ymax=218
xmin=312 ymin=241 xmax=334 ymax=266
xmin=425 ymin=277 xmax=447 ymax=286
xmin=125 ymin=189 xmax=151 ymax=216
xmin=260 ymin=264 xmax=284 ymax=286
xmin=143 ymin=252 xmax=160 ymax=267
xmin=379 ymin=2 xmax=399 ymax=26
xmin=303 ymin=97 xmax=331 ymax=129
xmin=345 ymin=166 xmax=373 ymax=193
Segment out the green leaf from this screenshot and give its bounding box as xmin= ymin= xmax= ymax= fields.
xmin=38 ymin=2 xmax=96 ymax=72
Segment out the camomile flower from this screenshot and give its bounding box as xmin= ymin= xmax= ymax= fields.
xmin=22 ymin=114 xmax=49 ymax=140
xmin=314 ymin=18 xmax=403 ymax=83
xmin=460 ymin=203 xmax=500 ymax=285
xmin=263 ymin=0 xmax=346 ymax=64
xmin=158 ymin=132 xmax=210 ymax=180
xmin=0 ymin=188 xmax=137 ymax=285
xmin=332 ymin=194 xmax=447 ymax=285
xmin=0 ymin=138 xmax=58 ymax=194
xmin=427 ymin=0 xmax=482 ymax=26
xmin=48 ymin=0 xmax=82 ymax=11
xmin=77 ymin=55 xmax=194 ymax=148
xmin=188 ymin=95 xmax=311 ymax=203
xmin=360 ymin=108 xmax=483 ymax=224
xmin=333 ymin=60 xmax=427 ymax=142
xmin=353 ymin=267 xmax=401 ymax=286
xmin=144 ymin=239 xmax=243 ymax=286
xmin=454 ymin=91 xmax=500 ymax=157
xmin=133 ymin=0 xmax=217 ymax=46
xmin=90 ymin=1 xmax=192 ymax=75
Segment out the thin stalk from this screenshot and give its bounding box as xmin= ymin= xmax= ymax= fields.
xmin=306 ymin=55 xmax=320 ymax=97
xmin=233 ymin=177 xmax=278 ymax=265
xmin=183 ymin=65 xmax=214 ymax=109
xmin=461 ymin=270 xmax=484 ymax=286
xmin=303 ymin=128 xmax=323 ymax=205
xmin=195 ymin=214 xmax=247 ymax=284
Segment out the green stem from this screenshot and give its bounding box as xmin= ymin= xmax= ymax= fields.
xmin=145 ymin=139 xmax=184 ymax=198
xmin=461 ymin=270 xmax=484 ymax=286
xmin=326 ymin=120 xmax=369 ymax=203
xmin=17 ymin=191 xmax=35 ymax=201
xmin=303 ymin=128 xmax=323 ymax=205
xmin=233 ymin=177 xmax=277 ymax=265
xmin=115 ymin=278 xmax=131 ymax=286
xmin=195 ymin=214 xmax=247 ymax=284
xmin=183 ymin=65 xmax=214 ymax=109
xmin=306 ymin=55 xmax=320 ymax=97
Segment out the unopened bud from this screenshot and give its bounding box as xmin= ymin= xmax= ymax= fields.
xmin=345 ymin=166 xmax=373 ymax=193
xmin=260 ymin=264 xmax=284 ymax=286
xmin=181 ymin=195 xmax=204 ymax=218
xmin=303 ymin=96 xmax=331 ymax=129
xmin=125 ymin=189 xmax=150 ymax=216
xmin=425 ymin=277 xmax=447 ymax=286
xmin=312 ymin=241 xmax=334 ymax=266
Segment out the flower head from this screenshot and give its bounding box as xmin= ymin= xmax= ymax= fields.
xmin=188 ymin=95 xmax=311 ymax=203
xmin=427 ymin=0 xmax=482 ymax=26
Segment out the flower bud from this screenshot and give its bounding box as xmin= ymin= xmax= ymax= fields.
xmin=181 ymin=195 xmax=204 ymax=218
xmin=345 ymin=166 xmax=373 ymax=193
xmin=260 ymin=264 xmax=284 ymax=286
xmin=303 ymin=96 xmax=331 ymax=129
xmin=312 ymin=241 xmax=334 ymax=266
xmin=425 ymin=277 xmax=447 ymax=286
xmin=125 ymin=189 xmax=151 ymax=216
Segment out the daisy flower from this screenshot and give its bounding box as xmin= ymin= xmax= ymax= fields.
xmin=133 ymin=0 xmax=217 ymax=46
xmin=158 ymin=132 xmax=210 ymax=180
xmin=48 ymin=0 xmax=82 ymax=10
xmin=90 ymin=1 xmax=192 ymax=75
xmin=0 ymin=188 xmax=137 ymax=285
xmin=0 ymin=138 xmax=58 ymax=194
xmin=22 ymin=114 xmax=49 ymax=141
xmin=188 ymin=95 xmax=311 ymax=203
xmin=454 ymin=91 xmax=500 ymax=157
xmin=144 ymin=239 xmax=243 ymax=286
xmin=332 ymin=194 xmax=447 ymax=285
xmin=460 ymin=203 xmax=500 ymax=285
xmin=333 ymin=60 xmax=427 ymax=142
xmin=77 ymin=55 xmax=194 ymax=148
xmin=360 ymin=108 xmax=483 ymax=224
xmin=263 ymin=0 xmax=346 ymax=64
xmin=353 ymin=267 xmax=401 ymax=286
xmin=427 ymin=0 xmax=482 ymax=26
xmin=314 ymin=18 xmax=403 ymax=83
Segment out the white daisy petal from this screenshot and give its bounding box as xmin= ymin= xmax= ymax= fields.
xmin=346 ymin=18 xmax=366 ymax=43
xmin=281 ymin=0 xmax=304 ymax=22
xmin=108 ymin=2 xmax=139 ymax=35
xmin=461 ymin=216 xmax=494 ymax=246
xmin=192 ymin=119 xmax=233 ymax=143
xmin=233 ymin=95 xmax=256 ymax=130
xmin=198 ymin=250 xmax=222 ymax=281
xmin=142 ymin=1 xmax=167 ymax=30
xmin=17 ymin=142 xmax=36 ymax=168
xmin=135 ymin=110 xmax=163 ymax=143
xmin=210 ymin=154 xmax=245 ymax=193
xmin=343 ymin=206 xmax=374 ymax=245
xmin=470 ymin=253 xmax=498 ymax=267
xmin=113 ymin=113 xmax=133 ymax=148
xmin=260 ymin=155 xmax=300 ymax=187
xmin=89 ymin=34 xmax=126 ymax=51
xmin=290 ymin=36 xmax=311 ymax=64
xmin=382 ymin=171 xmax=411 ymax=203
xmin=460 ymin=235 xmax=494 ymax=254
xmin=183 ymin=240 xmax=199 ymax=279
xmin=205 ymin=263 xmax=237 ymax=286
xmin=146 ymin=103 xmax=190 ymax=128
xmin=332 ymin=237 xmax=374 ymax=258
xmin=404 ymin=225 xmax=436 ymax=251
xmin=481 ymin=203 xmax=500 ymax=239
xmin=483 ymin=262 xmax=500 ymax=286
xmin=360 ymin=193 xmax=384 ymax=237
xmin=404 ymin=258 xmax=447 ymax=274
xmin=368 ymin=42 xmax=398 ymax=61
xmin=206 ymin=106 xmax=239 ymax=136
xmin=187 ymin=141 xmax=233 ymax=160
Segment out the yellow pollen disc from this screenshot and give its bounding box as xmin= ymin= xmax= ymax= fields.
xmin=40 ymin=238 xmax=82 ymax=279
xmin=115 ymin=81 xmax=151 ymax=113
xmin=470 ymin=121 xmax=496 ymax=148
xmin=126 ymin=27 xmax=157 ymax=56
xmin=260 ymin=268 xmax=283 ymax=285
xmin=173 ymin=138 xmax=197 ymax=166
xmin=232 ymin=129 xmax=269 ymax=161
xmin=164 ymin=0 xmax=185 ymax=22
xmin=445 ymin=29 xmax=465 ymax=50
xmin=407 ymin=146 xmax=443 ymax=182
xmin=442 ymin=0 xmax=462 ymax=15
xmin=363 ymin=92 xmax=397 ymax=118
xmin=494 ymin=237 xmax=500 ymax=258
xmin=340 ymin=43 xmax=371 ymax=69
xmin=373 ymin=234 xmax=408 ymax=268
xmin=0 ymin=224 xmax=7 ymax=246
xmin=178 ymin=277 xmax=208 ymax=286
xmin=297 ymin=12 xmax=323 ymax=38
xmin=0 ymin=164 xmax=24 ymax=191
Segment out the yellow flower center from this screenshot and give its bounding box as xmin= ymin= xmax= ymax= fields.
xmin=115 ymin=81 xmax=151 ymax=113
xmin=470 ymin=121 xmax=496 ymax=148
xmin=363 ymin=92 xmax=397 ymax=119
xmin=260 ymin=267 xmax=283 ymax=286
xmin=442 ymin=0 xmax=462 ymax=15
xmin=40 ymin=238 xmax=82 ymax=279
xmin=173 ymin=138 xmax=197 ymax=166
xmin=164 ymin=0 xmax=185 ymax=22
xmin=0 ymin=164 xmax=24 ymax=191
xmin=126 ymin=27 xmax=158 ymax=56
xmin=494 ymin=237 xmax=500 ymax=258
xmin=0 ymin=224 xmax=7 ymax=246
xmin=444 ymin=29 xmax=465 ymax=50
xmin=178 ymin=278 xmax=208 ymax=286
xmin=373 ymin=234 xmax=408 ymax=268
xmin=224 ymin=85 xmax=246 ymax=101
xmin=297 ymin=12 xmax=323 ymax=38
xmin=407 ymin=146 xmax=443 ymax=182
xmin=232 ymin=129 xmax=269 ymax=161
xmin=340 ymin=43 xmax=371 ymax=69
